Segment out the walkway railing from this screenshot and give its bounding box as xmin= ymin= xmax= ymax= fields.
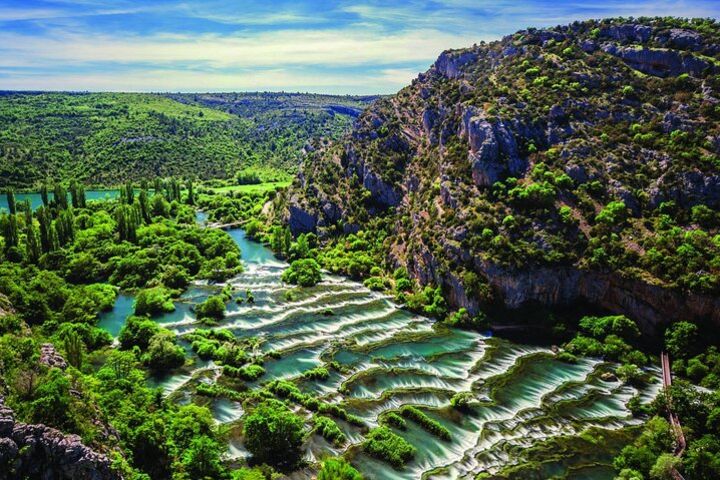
xmin=660 ymin=351 xmax=686 ymax=480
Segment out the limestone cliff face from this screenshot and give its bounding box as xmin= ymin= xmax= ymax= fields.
xmin=0 ymin=396 xmax=120 ymax=480
xmin=283 ymin=18 xmax=720 ymax=333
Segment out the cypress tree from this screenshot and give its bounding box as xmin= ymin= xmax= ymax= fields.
xmin=25 ymin=224 xmax=41 ymax=263
xmin=53 ymin=184 xmax=68 ymax=210
xmin=187 ymin=179 xmax=195 ymax=206
xmin=37 ymin=206 xmax=54 ymax=253
xmin=1 ymin=213 xmax=19 ymax=251
xmin=40 ymin=184 xmax=49 ymax=207
xmin=138 ymin=189 xmax=151 ymax=224
xmin=70 ymin=181 xmax=86 ymax=209
xmin=6 ymin=189 xmax=16 ymax=215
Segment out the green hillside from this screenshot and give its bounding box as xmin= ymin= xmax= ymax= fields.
xmin=0 ymin=92 xmax=376 ymax=188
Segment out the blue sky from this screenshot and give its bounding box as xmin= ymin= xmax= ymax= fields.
xmin=1 ymin=1 xmax=719 ymax=94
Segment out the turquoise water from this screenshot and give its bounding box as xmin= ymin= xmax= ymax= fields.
xmin=98 ymin=227 xmax=661 ymax=479
xmin=97 ymin=294 xmax=135 ymax=337
xmin=0 ymin=190 xmax=121 ymax=211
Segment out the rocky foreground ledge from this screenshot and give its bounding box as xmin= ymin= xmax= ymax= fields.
xmin=0 ymin=395 xmax=120 ymax=480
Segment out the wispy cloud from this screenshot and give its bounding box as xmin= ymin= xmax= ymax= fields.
xmin=0 ymin=0 xmax=719 ymax=93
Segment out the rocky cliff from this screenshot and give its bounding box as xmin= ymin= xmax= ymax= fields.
xmin=0 ymin=395 xmax=120 ymax=480
xmin=280 ymin=17 xmax=720 ymax=332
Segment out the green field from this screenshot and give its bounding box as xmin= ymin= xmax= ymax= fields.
xmin=209 ymin=181 xmax=291 ymax=193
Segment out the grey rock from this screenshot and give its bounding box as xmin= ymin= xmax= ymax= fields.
xmin=363 ymin=169 xmax=402 ymax=207
xmin=579 ymin=39 xmax=598 ymax=53
xmin=602 ymin=24 xmax=653 ymax=43
xmin=0 ymin=396 xmax=120 ymax=480
xmin=564 ymin=164 xmax=588 ymax=183
xmin=40 ymin=343 xmax=67 ymax=370
xmin=288 ymin=202 xmax=317 ymax=235
xmin=603 ymin=44 xmax=715 ymax=77
xmin=665 ymin=28 xmax=703 ymax=51
xmin=434 ymin=50 xmax=479 ymax=79
xmin=461 ymin=108 xmax=526 ymax=187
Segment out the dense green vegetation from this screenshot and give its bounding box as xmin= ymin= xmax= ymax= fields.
xmin=0 ymin=92 xmax=375 ymax=188
xmin=362 ymin=426 xmax=416 ymax=468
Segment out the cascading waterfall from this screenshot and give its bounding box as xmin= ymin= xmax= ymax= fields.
xmin=98 ymin=227 xmax=660 ymax=479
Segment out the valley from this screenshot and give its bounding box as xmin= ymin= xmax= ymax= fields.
xmin=1 ymin=12 xmax=720 ymax=480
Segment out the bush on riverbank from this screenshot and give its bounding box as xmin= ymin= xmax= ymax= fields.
xmin=362 ymin=426 xmax=416 ymax=468
xmin=282 ymin=258 xmax=322 ymax=287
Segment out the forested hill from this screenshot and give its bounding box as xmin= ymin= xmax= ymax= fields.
xmin=279 ymin=17 xmax=720 ymax=331
xmin=0 ymin=92 xmax=377 ymax=189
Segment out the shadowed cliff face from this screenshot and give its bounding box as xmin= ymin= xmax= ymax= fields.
xmin=0 ymin=396 xmax=120 ymax=480
xmin=280 ymin=18 xmax=720 ymax=332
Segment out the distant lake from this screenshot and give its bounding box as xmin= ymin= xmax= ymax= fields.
xmin=0 ymin=189 xmax=121 ymax=212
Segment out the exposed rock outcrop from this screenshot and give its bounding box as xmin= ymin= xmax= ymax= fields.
xmin=40 ymin=343 xmax=68 ymax=370
xmin=0 ymin=396 xmax=120 ymax=480
xmin=602 ymin=44 xmax=715 ymax=77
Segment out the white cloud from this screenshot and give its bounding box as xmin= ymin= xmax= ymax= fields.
xmin=0 ymin=26 xmax=476 ymax=69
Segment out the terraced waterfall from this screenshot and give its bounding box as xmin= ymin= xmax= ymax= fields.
xmin=100 ymin=227 xmax=661 ymax=479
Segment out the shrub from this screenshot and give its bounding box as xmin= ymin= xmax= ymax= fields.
xmin=134 ymin=286 xmax=175 ymax=316
xmin=400 ymin=406 xmax=451 ymax=440
xmin=195 ymin=295 xmax=226 ymax=321
xmin=362 ymin=427 xmax=416 ymax=468
xmin=282 ymin=258 xmax=322 ymax=287
xmin=238 ymin=364 xmax=265 ymax=381
xmin=317 ymin=458 xmax=363 ymax=480
xmin=303 ymin=366 xmax=330 ymax=380
xmin=119 ymin=315 xmax=160 ymax=350
xmin=314 ymin=415 xmax=346 ymax=446
xmin=382 ymin=412 xmax=407 ymax=430
xmin=143 ymin=330 xmax=185 ymax=371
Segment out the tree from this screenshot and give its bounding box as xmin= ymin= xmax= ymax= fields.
xmin=119 ymin=315 xmax=160 ymax=350
xmin=144 ymin=331 xmax=185 ymax=371
xmin=649 ymin=453 xmax=680 ymax=480
xmin=138 ymin=189 xmax=151 ymax=224
xmin=40 ymin=184 xmax=49 ymax=207
xmin=243 ymin=399 xmax=306 ymax=466
xmin=6 ymin=189 xmax=16 ymax=215
xmin=186 ymin=179 xmax=195 ymax=206
xmin=53 ymin=184 xmax=68 ymax=210
xmin=195 ymin=295 xmax=226 ymax=322
xmin=1 ymin=213 xmax=19 ymax=252
xmin=69 ymin=181 xmax=86 ymax=209
xmin=25 ymin=223 xmax=41 ymax=263
xmin=179 ymin=436 xmax=225 ymax=479
xmin=134 ymin=287 xmax=175 ymax=316
xmin=63 ymin=330 xmax=84 ymax=369
xmin=665 ymin=322 xmax=699 ymax=359
xmin=37 ymin=206 xmax=55 ymax=253
xmin=151 ymin=194 xmax=170 ymax=218
xmin=282 ymin=258 xmax=322 ymax=287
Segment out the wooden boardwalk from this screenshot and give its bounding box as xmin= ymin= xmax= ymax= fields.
xmin=660 ymin=351 xmax=686 ymax=480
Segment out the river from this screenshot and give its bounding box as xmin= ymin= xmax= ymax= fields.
xmin=0 ymin=190 xmax=122 ymax=212
xmin=96 ymin=223 xmax=661 ymax=479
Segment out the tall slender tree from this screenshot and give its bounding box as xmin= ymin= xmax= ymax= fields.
xmin=40 ymin=184 xmax=49 ymax=207
xmin=6 ymin=189 xmax=16 ymax=215
xmin=25 ymin=224 xmax=41 ymax=263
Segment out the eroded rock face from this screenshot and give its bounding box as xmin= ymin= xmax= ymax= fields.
xmin=602 ymin=44 xmax=715 ymax=77
xmin=434 ymin=50 xmax=480 ymax=79
xmin=288 ymin=201 xmax=317 ymax=236
xmin=461 ymin=108 xmax=527 ymax=187
xmin=0 ymin=396 xmax=120 ymax=480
